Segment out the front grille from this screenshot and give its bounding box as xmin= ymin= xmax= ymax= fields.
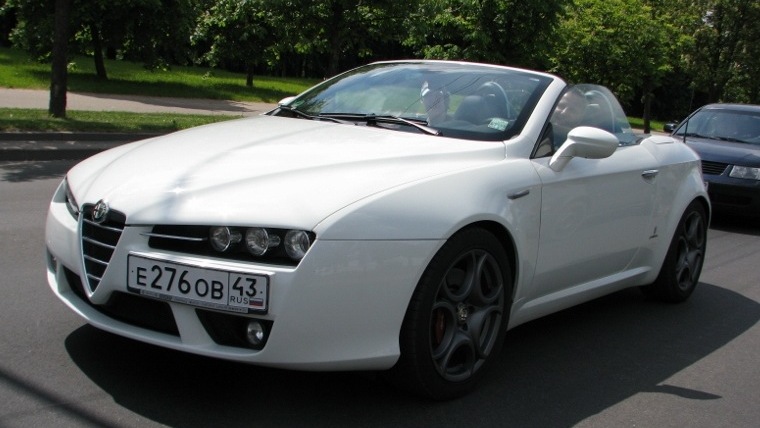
xmin=64 ymin=267 xmax=179 ymax=336
xmin=702 ymin=160 xmax=729 ymax=175
xmin=80 ymin=203 xmax=126 ymax=293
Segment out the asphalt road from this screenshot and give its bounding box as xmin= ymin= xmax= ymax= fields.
xmin=1 ymin=159 xmax=758 ymax=428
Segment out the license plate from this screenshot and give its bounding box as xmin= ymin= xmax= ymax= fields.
xmin=127 ymin=254 xmax=269 ymax=314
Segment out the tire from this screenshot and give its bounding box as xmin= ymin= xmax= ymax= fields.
xmin=390 ymin=227 xmax=512 ymax=400
xmin=643 ymin=200 xmax=707 ymax=303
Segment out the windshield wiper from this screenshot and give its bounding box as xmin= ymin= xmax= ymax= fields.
xmin=320 ymin=113 xmax=441 ymax=136
xmin=683 ymin=132 xmax=710 ymax=139
xmin=276 ymin=105 xmax=349 ymax=124
xmin=368 ymin=115 xmax=442 ymax=136
xmin=714 ymin=136 xmax=749 ymax=144
xmin=683 ymin=131 xmax=750 ymax=144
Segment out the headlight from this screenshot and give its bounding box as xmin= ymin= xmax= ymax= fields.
xmin=209 ymin=226 xmax=242 ymax=252
xmin=284 ymin=230 xmax=312 ymax=260
xmin=64 ymin=179 xmax=80 ymax=219
xmin=204 ymin=226 xmax=314 ymax=263
xmin=729 ymin=166 xmax=760 ymax=180
xmin=245 ymin=227 xmax=281 ymax=256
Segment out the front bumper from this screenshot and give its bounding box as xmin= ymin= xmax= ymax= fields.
xmin=45 ymin=181 xmax=440 ymax=371
xmin=705 ymin=175 xmax=760 ymax=217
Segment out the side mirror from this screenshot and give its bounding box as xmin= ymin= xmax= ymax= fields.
xmin=278 ymin=96 xmax=296 ymax=106
xmin=663 ymin=122 xmax=678 ymax=133
xmin=549 ymin=126 xmax=619 ymax=171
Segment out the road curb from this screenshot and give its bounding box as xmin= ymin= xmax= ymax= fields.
xmin=0 ymin=132 xmax=164 ymax=161
xmin=0 ymin=131 xmax=164 ymax=141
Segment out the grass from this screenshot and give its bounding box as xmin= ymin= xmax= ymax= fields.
xmin=0 ymin=47 xmax=318 ymax=132
xmin=0 ymin=108 xmax=236 ymax=132
xmin=0 ymin=47 xmax=318 ymax=102
xmin=628 ymin=117 xmax=666 ymax=133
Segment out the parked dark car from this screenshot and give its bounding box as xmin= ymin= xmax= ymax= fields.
xmin=668 ymin=103 xmax=760 ymax=217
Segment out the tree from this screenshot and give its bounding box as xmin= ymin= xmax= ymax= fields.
xmin=550 ymin=0 xmax=677 ymax=132
xmin=50 ymin=0 xmax=70 ymax=118
xmin=730 ymin=1 xmax=760 ymax=103
xmin=687 ymin=0 xmax=760 ymax=103
xmin=281 ymin=0 xmax=411 ymax=77
xmin=7 ymin=0 xmax=200 ymax=80
xmin=403 ymin=0 xmax=569 ymax=69
xmin=0 ymin=1 xmax=17 ymax=47
xmin=192 ymin=0 xmax=271 ymax=86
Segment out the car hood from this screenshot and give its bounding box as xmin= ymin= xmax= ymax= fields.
xmin=68 ymin=116 xmax=505 ymax=228
xmin=685 ymin=137 xmax=760 ymax=166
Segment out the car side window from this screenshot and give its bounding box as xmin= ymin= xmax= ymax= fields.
xmin=537 ymin=84 xmax=635 ymax=157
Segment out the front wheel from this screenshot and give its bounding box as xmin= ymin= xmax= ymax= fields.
xmin=390 ymin=228 xmax=512 ymax=399
xmin=643 ymin=200 xmax=708 ymax=302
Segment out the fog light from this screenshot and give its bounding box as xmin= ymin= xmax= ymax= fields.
xmin=245 ymin=320 xmax=267 ymax=346
xmin=209 ymin=226 xmax=241 ymax=252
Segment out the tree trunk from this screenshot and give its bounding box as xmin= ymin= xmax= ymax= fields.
xmin=246 ymin=62 xmax=255 ymax=87
xmin=91 ymin=24 xmax=108 ymax=80
xmin=642 ymin=78 xmax=653 ymax=134
xmin=49 ymin=0 xmax=71 ymax=118
xmin=325 ymin=1 xmax=344 ymax=78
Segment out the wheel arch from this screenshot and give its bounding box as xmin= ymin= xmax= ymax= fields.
xmin=390 ymin=221 xmax=518 ymax=398
xmin=647 ymin=192 xmax=710 ymax=285
xmin=444 ymin=220 xmax=519 ymax=304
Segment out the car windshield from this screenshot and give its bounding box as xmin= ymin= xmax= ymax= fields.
xmin=674 ymin=108 xmax=760 ymax=145
xmin=273 ymin=62 xmax=553 ymax=141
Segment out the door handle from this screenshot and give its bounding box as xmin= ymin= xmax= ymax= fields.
xmin=641 ymin=170 xmax=659 ymax=182
xmin=508 ymin=189 xmax=530 ymax=200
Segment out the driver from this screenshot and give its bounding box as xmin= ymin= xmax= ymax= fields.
xmin=551 ymin=87 xmax=588 ymax=148
xmin=421 ymin=81 xmax=451 ymax=125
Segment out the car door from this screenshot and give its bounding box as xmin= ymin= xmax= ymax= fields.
xmin=526 ymin=84 xmax=660 ymax=302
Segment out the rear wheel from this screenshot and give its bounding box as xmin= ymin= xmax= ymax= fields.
xmin=391 ymin=227 xmax=512 ymax=399
xmin=643 ymin=200 xmax=707 ymax=302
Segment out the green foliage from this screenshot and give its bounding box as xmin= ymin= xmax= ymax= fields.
xmin=550 ymin=0 xmax=677 ymax=103
xmin=192 ymin=0 xmax=270 ymax=69
xmin=403 ymin=0 xmax=569 ymax=69
xmin=3 ymin=0 xmax=760 ymax=119
xmin=687 ymin=0 xmax=760 ymax=103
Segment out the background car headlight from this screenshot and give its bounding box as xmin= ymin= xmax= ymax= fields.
xmin=729 ymin=166 xmax=760 ymax=180
xmin=209 ymin=226 xmax=242 ymax=252
xmin=284 ymin=230 xmax=312 ymax=260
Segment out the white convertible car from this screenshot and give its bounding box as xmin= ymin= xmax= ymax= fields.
xmin=46 ymin=60 xmax=709 ymax=399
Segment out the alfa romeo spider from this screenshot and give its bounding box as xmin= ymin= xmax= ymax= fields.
xmin=45 ymin=60 xmax=709 ymax=399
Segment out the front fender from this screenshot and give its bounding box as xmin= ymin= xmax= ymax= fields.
xmin=640 ymin=137 xmax=710 ymax=282
xmin=314 ymin=159 xmax=544 ymax=304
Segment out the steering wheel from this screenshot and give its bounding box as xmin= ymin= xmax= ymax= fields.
xmin=476 ymin=81 xmax=511 ymax=120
